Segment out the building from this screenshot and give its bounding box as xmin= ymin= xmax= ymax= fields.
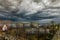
xmin=2 ymin=24 xmax=8 ymax=31
xmin=39 ymin=27 xmax=45 ymax=34
xmin=16 ymin=22 xmax=24 ymax=28
xmin=25 ymin=28 xmax=38 ymax=34
xmin=24 ymin=23 xmax=31 ymax=28
xmin=30 ymin=22 xmax=39 ymax=28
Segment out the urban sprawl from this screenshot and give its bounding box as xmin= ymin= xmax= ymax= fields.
xmin=0 ymin=20 xmax=59 ymax=40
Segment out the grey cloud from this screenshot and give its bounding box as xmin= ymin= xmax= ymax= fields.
xmin=0 ymin=0 xmax=60 ymax=24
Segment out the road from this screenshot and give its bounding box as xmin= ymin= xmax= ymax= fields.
xmin=52 ymin=27 xmax=60 ymax=40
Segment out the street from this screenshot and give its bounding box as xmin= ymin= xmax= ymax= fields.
xmin=52 ymin=27 xmax=60 ymax=40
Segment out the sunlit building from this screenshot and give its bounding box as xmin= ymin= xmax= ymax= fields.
xmin=39 ymin=27 xmax=45 ymax=34
xmin=2 ymin=24 xmax=8 ymax=31
xmin=25 ymin=28 xmax=38 ymax=34
xmin=16 ymin=22 xmax=24 ymax=28
xmin=30 ymin=22 xmax=39 ymax=28
xmin=24 ymin=23 xmax=31 ymax=28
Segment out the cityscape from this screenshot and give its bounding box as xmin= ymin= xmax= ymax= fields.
xmin=0 ymin=20 xmax=59 ymax=40
xmin=0 ymin=0 xmax=60 ymax=40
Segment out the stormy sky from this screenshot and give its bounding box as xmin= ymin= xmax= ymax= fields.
xmin=0 ymin=0 xmax=60 ymax=23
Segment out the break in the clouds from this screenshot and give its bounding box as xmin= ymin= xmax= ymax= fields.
xmin=0 ymin=0 xmax=60 ymax=23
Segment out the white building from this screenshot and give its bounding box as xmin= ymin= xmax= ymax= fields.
xmin=2 ymin=24 xmax=8 ymax=31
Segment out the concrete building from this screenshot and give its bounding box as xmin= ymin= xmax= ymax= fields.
xmin=2 ymin=24 xmax=8 ymax=31
xmin=31 ymin=22 xmax=39 ymax=28
xmin=25 ymin=28 xmax=38 ymax=34
xmin=24 ymin=23 xmax=31 ymax=28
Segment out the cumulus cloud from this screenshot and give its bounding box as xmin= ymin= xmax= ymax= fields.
xmin=0 ymin=0 xmax=60 ymax=24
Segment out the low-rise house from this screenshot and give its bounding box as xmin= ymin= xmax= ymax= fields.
xmin=30 ymin=22 xmax=39 ymax=28
xmin=39 ymin=27 xmax=45 ymax=34
xmin=25 ymin=28 xmax=38 ymax=34
xmin=24 ymin=23 xmax=31 ymax=28
xmin=16 ymin=22 xmax=24 ymax=28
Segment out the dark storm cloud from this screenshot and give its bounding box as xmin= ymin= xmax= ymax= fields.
xmin=0 ymin=0 xmax=60 ymax=23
